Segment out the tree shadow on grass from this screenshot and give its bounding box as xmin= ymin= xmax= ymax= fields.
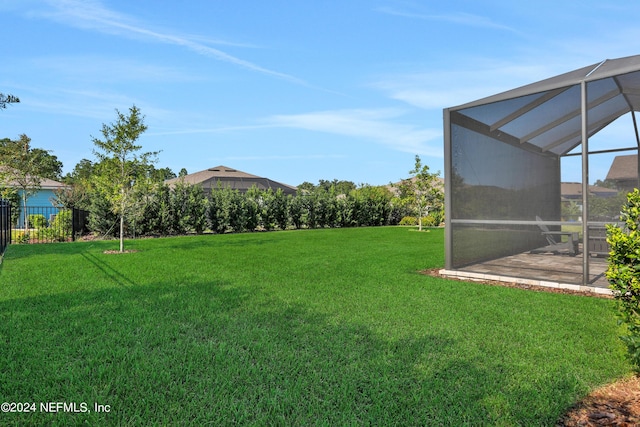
xmin=0 ymin=277 xmax=588 ymax=426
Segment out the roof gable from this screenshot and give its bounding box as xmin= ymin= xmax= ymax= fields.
xmin=606 ymin=154 xmax=638 ymax=181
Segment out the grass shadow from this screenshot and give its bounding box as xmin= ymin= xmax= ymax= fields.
xmin=0 ymin=279 xmax=593 ymax=426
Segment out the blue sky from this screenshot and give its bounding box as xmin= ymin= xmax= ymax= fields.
xmin=2 ymin=1 xmax=640 ymax=187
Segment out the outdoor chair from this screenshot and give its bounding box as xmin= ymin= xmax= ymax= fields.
xmin=530 ymin=216 xmax=579 ymax=256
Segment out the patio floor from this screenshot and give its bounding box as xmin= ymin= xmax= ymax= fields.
xmin=440 ymin=248 xmax=611 ymax=295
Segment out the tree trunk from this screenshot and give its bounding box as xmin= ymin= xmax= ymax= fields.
xmin=22 ymin=192 xmax=29 ymax=234
xmin=119 ymin=214 xmax=124 ymax=253
xmin=120 ymin=187 xmax=125 ymax=253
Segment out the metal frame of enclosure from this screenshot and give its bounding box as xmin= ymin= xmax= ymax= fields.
xmin=443 ymin=55 xmax=640 ymax=287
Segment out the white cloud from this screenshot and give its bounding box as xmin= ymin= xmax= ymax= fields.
xmin=265 ymin=109 xmax=443 ymax=157
xmin=372 ymin=59 xmax=569 ymax=109
xmin=376 ymin=6 xmax=519 ymax=33
xmin=30 ymin=55 xmax=196 ymax=83
xmin=223 ymin=154 xmax=347 ymax=161
xmin=34 ymin=0 xmax=307 ymax=85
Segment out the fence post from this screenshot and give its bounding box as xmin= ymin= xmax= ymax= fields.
xmin=0 ymin=199 xmax=10 ymax=256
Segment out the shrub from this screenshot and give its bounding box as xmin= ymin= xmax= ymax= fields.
xmin=49 ymin=209 xmax=72 ymax=241
xmin=422 ymin=213 xmax=443 ymax=227
xmin=28 ymin=214 xmax=48 ymax=229
xmin=399 ymin=216 xmax=418 ymax=226
xmin=271 ymin=189 xmax=289 ymax=230
xmin=13 ymin=231 xmax=30 ymax=244
xmin=207 ymin=187 xmax=231 ymax=234
xmin=606 ymin=188 xmax=640 ymax=370
xmin=288 ymin=195 xmax=304 ymax=229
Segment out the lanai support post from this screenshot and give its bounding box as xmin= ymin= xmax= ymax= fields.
xmin=581 ymin=80 xmax=590 ymax=286
xmin=632 ymin=111 xmax=640 ymax=189
xmin=443 ymin=108 xmax=452 ymax=270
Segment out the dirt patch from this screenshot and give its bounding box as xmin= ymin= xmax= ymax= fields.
xmin=421 ymin=269 xmax=640 ymax=425
xmin=102 ymin=249 xmax=139 ymax=254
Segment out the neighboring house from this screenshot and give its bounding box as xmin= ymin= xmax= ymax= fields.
xmin=560 ymin=182 xmax=620 ymax=222
xmin=560 ymin=182 xmax=618 ymax=202
xmin=386 ymin=176 xmax=445 ymax=197
xmin=165 ymin=165 xmax=297 ymax=196
xmin=606 ymin=154 xmax=639 ymax=192
xmin=1 ymin=174 xmax=68 ymax=227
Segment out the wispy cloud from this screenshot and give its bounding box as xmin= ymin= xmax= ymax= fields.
xmin=372 ymin=59 xmax=560 ymax=109
xmin=30 ymin=55 xmax=197 ymax=83
xmin=223 ymin=154 xmax=347 ymax=161
xmin=34 ymin=0 xmax=307 ymax=85
xmin=146 ymin=124 xmax=275 ymax=137
xmin=377 ymin=6 xmax=519 ymax=33
xmin=265 ymin=109 xmax=442 ymax=157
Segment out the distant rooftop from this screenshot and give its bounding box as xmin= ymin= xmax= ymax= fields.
xmin=606 ymin=154 xmax=638 ymax=181
xmin=166 ymin=165 xmax=297 ymax=195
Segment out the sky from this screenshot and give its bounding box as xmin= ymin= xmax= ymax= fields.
xmin=2 ymin=1 xmax=640 ymax=187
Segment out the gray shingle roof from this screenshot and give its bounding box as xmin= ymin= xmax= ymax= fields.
xmin=606 ymin=154 xmax=637 ymax=181
xmin=165 ymin=165 xmax=297 ymax=195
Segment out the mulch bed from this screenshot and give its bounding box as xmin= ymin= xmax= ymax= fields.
xmin=557 ymin=376 xmax=640 ymax=426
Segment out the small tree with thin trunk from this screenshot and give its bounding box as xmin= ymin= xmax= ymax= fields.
xmin=92 ymin=105 xmax=157 ymax=252
xmin=393 ymin=155 xmax=443 ymax=231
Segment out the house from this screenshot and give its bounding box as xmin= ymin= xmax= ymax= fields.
xmin=560 ymin=182 xmax=618 ymax=201
xmin=560 ymin=182 xmax=619 ymax=221
xmin=605 ymin=154 xmax=639 ymax=192
xmin=0 ymin=173 xmax=68 ymax=228
xmin=165 ymin=165 xmax=297 ymax=196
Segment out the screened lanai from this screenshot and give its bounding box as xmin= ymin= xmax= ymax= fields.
xmin=442 ymin=54 xmax=640 ymax=292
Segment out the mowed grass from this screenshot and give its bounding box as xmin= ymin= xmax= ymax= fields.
xmin=0 ymin=227 xmax=632 ymax=426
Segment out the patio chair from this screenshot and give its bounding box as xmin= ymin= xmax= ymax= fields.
xmin=530 ymin=216 xmax=579 ymax=256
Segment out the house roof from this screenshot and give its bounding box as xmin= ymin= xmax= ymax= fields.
xmin=446 ymin=54 xmax=640 ymax=157
xmin=0 ymin=167 xmax=67 ymax=190
xmin=386 ymin=176 xmax=444 ymax=196
xmin=606 ymin=154 xmax=638 ymax=181
xmin=165 ymin=165 xmax=297 ymax=195
xmin=560 ymin=182 xmax=618 ymax=198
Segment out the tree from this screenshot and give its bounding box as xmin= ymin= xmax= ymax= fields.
xmin=63 ymin=159 xmax=96 ymax=184
xmin=56 ymin=159 xmax=97 ymax=210
xmin=394 ymin=155 xmax=443 ymax=231
xmin=606 ymin=189 xmax=640 ymax=369
xmin=317 ymin=179 xmax=356 ymax=195
xmin=92 ymin=105 xmax=157 ymax=252
xmin=297 ymin=181 xmax=316 ymax=193
xmin=0 ymin=93 xmax=19 ymax=109
xmin=151 ymin=166 xmax=176 ymax=181
xmin=0 ymin=134 xmax=63 ymax=231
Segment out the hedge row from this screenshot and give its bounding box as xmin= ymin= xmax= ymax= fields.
xmin=88 ymin=182 xmax=407 ymax=237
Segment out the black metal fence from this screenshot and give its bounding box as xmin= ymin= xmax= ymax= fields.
xmin=11 ymin=206 xmax=90 ymax=244
xmin=0 ymin=199 xmax=10 ymax=257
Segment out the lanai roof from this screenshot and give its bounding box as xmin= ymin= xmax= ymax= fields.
xmin=446 ymin=54 xmax=640 ymax=157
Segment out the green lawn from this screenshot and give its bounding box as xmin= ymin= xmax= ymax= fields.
xmin=0 ymin=227 xmax=632 ymax=425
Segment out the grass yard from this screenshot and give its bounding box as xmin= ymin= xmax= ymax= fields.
xmin=0 ymin=227 xmax=632 ymax=425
